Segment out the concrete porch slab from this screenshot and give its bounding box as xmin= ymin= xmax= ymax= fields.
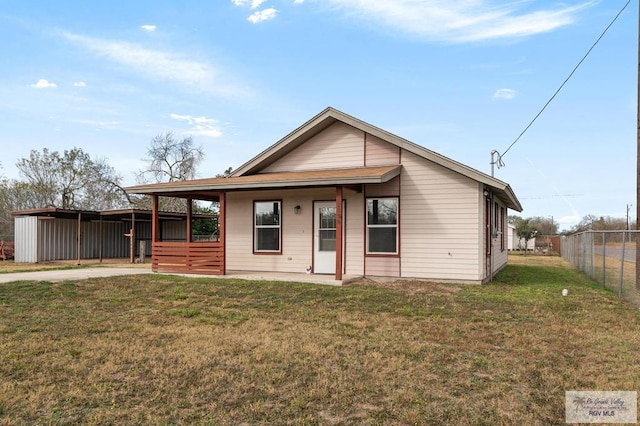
xmin=163 ymin=270 xmax=362 ymax=286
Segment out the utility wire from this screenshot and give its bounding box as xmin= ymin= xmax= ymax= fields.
xmin=499 ymin=0 xmax=632 ymax=162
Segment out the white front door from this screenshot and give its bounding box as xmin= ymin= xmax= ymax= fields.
xmin=314 ymin=201 xmax=337 ymax=274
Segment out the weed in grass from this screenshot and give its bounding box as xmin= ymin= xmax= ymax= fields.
xmin=168 ymin=307 xmax=201 ymax=318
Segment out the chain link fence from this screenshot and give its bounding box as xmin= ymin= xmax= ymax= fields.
xmin=561 ymin=230 xmax=640 ymax=307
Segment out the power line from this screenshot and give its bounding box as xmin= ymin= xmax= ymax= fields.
xmin=497 ymin=0 xmax=632 ymax=163
xmin=519 ymin=194 xmax=583 ymax=200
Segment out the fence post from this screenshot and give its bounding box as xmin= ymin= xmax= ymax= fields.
xmin=581 ymin=233 xmax=586 ymax=272
xmin=589 ymin=231 xmax=596 ymax=280
xmin=619 ymin=231 xmax=626 ymax=298
xmin=139 ymin=240 xmax=146 ymax=264
xmin=602 ymin=232 xmax=606 ymax=287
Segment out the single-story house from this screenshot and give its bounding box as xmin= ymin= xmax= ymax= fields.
xmin=12 ymin=208 xmax=216 ymax=263
xmin=126 ymin=107 xmax=522 ymax=284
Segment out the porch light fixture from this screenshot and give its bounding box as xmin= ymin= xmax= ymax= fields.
xmin=294 ymin=205 xmax=301 ymax=215
xmin=483 ymin=190 xmax=489 ymax=197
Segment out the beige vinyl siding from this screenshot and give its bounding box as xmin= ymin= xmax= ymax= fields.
xmin=400 ymin=150 xmax=482 ymax=282
xmin=261 ymin=122 xmax=365 ymax=173
xmin=366 ymin=256 xmax=400 ymax=277
xmin=478 ymin=186 xmax=488 ymax=280
xmin=226 ymin=187 xmax=364 ymax=275
xmin=345 ymin=192 xmax=364 ymax=275
xmin=227 ymin=189 xmax=316 ymax=273
xmin=365 ymin=134 xmax=400 ymax=166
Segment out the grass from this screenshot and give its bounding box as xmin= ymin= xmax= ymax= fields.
xmin=1 ymin=256 xmax=639 ymax=425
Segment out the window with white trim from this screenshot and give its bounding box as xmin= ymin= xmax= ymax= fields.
xmin=366 ymin=197 xmax=398 ymax=254
xmin=254 ymin=201 xmax=281 ymax=252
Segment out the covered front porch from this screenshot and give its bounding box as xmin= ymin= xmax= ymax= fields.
xmin=149 ymin=192 xmax=225 ymax=275
xmin=147 ymin=188 xmax=347 ymax=279
xmin=128 ymin=165 xmax=402 ymax=281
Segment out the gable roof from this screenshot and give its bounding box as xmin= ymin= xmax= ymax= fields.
xmin=231 ymin=107 xmax=522 ymax=211
xmin=126 ymin=107 xmax=521 ymax=211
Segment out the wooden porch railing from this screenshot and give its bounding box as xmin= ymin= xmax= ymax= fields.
xmin=152 ymin=241 xmax=224 ymax=275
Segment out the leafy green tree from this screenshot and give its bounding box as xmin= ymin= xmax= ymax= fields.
xmin=216 ymin=167 xmax=233 ymax=178
xmin=513 ymin=217 xmax=538 ymax=255
xmin=510 ymin=215 xmax=558 ymax=238
xmin=528 ymin=216 xmax=558 ymax=236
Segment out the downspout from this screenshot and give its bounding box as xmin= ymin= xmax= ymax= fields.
xmin=490 ymin=190 xmax=494 ymax=282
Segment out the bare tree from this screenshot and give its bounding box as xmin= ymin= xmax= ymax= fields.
xmin=138 ymin=132 xmax=204 ymax=183
xmin=15 ymin=147 xmax=132 ymax=210
xmin=569 ymin=214 xmax=631 ymax=233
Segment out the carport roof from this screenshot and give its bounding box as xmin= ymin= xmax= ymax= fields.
xmin=11 ymin=208 xmax=216 ymax=221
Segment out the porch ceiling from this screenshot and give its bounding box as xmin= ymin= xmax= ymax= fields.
xmin=125 ymin=165 xmax=402 ymax=196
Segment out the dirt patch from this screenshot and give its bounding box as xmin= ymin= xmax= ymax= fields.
xmin=348 ymin=277 xmax=464 ymax=295
xmin=0 ymin=258 xmax=150 ymax=273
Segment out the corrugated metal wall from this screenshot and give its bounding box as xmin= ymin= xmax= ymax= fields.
xmin=14 ymin=216 xmax=38 ymax=263
xmin=133 ymin=221 xmax=152 ymax=256
xmin=38 ymin=218 xmax=131 ymax=261
xmin=15 ymin=216 xmax=189 ymax=263
xmin=162 ymin=221 xmax=187 ymax=242
xmin=38 ymin=218 xmax=76 ymax=261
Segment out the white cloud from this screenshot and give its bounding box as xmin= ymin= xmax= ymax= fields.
xmin=141 ymin=24 xmax=157 ymax=32
xmin=493 ymin=88 xmax=518 ymax=100
xmin=31 ymin=79 xmax=57 ymax=89
xmin=232 ymin=0 xmax=267 ymax=8
xmin=318 ymin=0 xmax=595 ymax=43
xmin=170 ymin=113 xmax=223 ymax=138
xmin=247 ymin=7 xmax=278 ymax=23
xmin=61 ymin=32 xmax=249 ymax=97
xmin=294 ymin=0 xmax=304 ymax=3
xmin=73 ymin=81 xmax=87 ymax=87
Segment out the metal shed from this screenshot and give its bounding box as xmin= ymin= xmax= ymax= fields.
xmin=12 ymin=208 xmax=215 ymax=263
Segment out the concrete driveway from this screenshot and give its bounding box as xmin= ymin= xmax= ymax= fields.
xmin=0 ymin=267 xmax=152 ymax=284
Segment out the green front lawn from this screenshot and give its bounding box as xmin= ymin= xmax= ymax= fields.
xmin=0 ymin=256 xmax=638 ymax=425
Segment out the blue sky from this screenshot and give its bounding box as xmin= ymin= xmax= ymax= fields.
xmin=0 ymin=0 xmax=636 ymax=230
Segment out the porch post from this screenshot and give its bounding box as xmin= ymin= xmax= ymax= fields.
xmin=219 ymin=192 xmax=226 ymax=275
xmin=99 ymin=215 xmax=103 ymax=264
xmin=152 ymin=195 xmax=159 ymax=243
xmin=76 ymin=211 xmax=81 ymax=265
xmin=186 ymin=197 xmax=192 ymax=242
xmin=130 ymin=210 xmax=136 ymax=264
xmin=335 ymin=186 xmax=343 ymax=281
xmin=151 ymin=195 xmax=159 ymax=273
